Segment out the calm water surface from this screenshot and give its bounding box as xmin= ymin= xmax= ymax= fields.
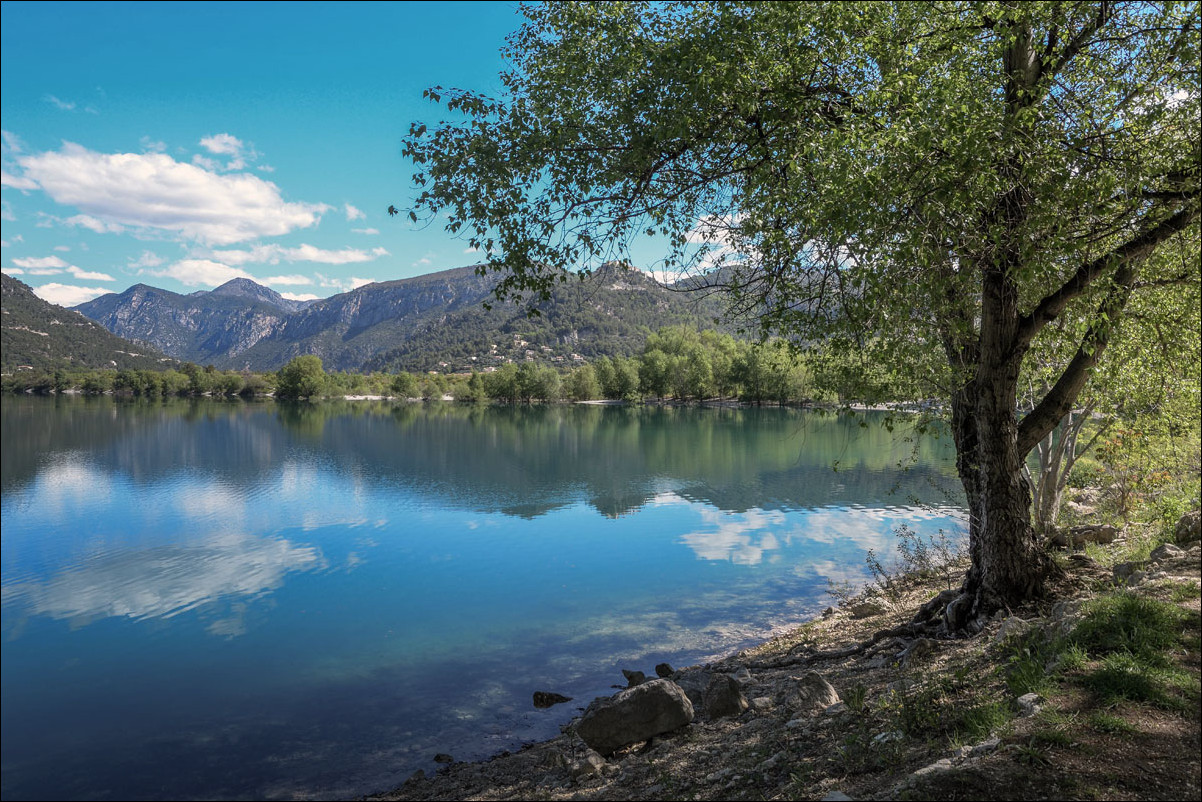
xmin=1 ymin=397 xmax=964 ymax=800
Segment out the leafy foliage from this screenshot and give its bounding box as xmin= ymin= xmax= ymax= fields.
xmin=275 ymin=355 xmax=327 ymax=400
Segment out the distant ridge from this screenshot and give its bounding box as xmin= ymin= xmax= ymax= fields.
xmin=206 ymin=277 xmax=313 ymax=314
xmin=74 ymin=264 xmax=729 ymax=372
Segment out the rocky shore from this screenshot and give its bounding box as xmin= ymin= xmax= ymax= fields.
xmin=368 ymin=510 xmax=1201 ymax=802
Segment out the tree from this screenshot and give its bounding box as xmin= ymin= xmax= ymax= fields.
xmin=485 ymin=362 xmax=522 ymax=402
xmin=391 ymin=370 xmax=420 ymax=399
xmin=400 ymin=2 xmax=1200 ymax=629
xmin=275 ymin=355 xmax=327 ymax=400
xmin=565 ymin=363 xmax=601 ymax=401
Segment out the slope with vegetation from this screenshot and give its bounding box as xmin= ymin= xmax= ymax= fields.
xmin=1 ymin=273 xmax=174 ymax=373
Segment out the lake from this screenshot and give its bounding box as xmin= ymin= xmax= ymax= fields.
xmin=1 ymin=397 xmax=965 ymax=800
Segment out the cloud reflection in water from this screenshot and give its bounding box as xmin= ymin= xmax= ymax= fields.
xmin=5 ymin=530 xmax=326 ymax=628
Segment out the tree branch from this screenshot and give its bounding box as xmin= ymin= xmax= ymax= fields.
xmin=1017 ymin=262 xmax=1137 ymax=456
xmin=1016 ymin=204 xmax=1200 ymax=348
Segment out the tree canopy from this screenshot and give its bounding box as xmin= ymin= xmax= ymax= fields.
xmin=400 ymin=1 xmax=1200 ymax=627
xmin=275 ymin=355 xmax=327 ymax=400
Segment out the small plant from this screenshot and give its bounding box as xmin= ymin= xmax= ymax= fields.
xmin=865 ymin=548 xmax=905 ymax=606
xmin=1015 ymin=738 xmax=1052 ymax=767
xmin=1002 ymin=632 xmax=1062 ymax=697
xmin=825 ymin=577 xmax=858 ymax=608
xmin=1029 ymin=727 xmax=1073 ymax=748
xmin=1072 ymin=592 xmax=1186 ymax=665
xmin=953 ymin=700 xmax=1010 ymax=741
xmin=1088 ymin=711 xmax=1137 ymax=734
xmin=845 ymin=683 xmax=868 ymax=713
xmin=1169 ymin=581 xmax=1202 ymax=603
xmin=894 ymin=524 xmax=966 ymax=590
xmin=1082 ymin=652 xmax=1196 ymax=713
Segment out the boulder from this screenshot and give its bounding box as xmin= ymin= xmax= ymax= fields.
xmin=1113 ymin=561 xmax=1144 ymax=584
xmin=1175 ymin=510 xmax=1201 ymax=546
xmin=788 ymin=671 xmax=841 ymax=715
xmin=654 ymin=662 xmax=675 ymax=678
xmin=672 ymin=671 xmax=711 ymax=710
xmin=1150 ymin=542 xmax=1185 ymax=562
xmin=576 ymin=679 xmax=695 ymax=755
xmin=703 ymin=673 xmax=749 ymax=719
xmin=533 ymin=691 xmax=573 ymax=709
xmin=1016 ymin=692 xmax=1042 ymax=717
xmin=621 ymin=669 xmax=646 ymax=688
xmin=848 ymin=598 xmax=893 ymax=618
xmin=569 ymin=750 xmax=607 ymax=781
xmin=994 ymin=615 xmax=1034 ymax=644
xmin=1049 ymin=524 xmax=1118 ymax=549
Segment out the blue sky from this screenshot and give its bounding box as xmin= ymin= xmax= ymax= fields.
xmin=0 ymin=1 xmax=538 ymax=306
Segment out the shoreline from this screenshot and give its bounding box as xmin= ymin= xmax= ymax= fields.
xmin=366 ymin=515 xmax=1201 ymax=802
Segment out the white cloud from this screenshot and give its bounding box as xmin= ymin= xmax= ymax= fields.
xmin=315 ymin=273 xmax=376 ymax=292
xmin=140 ymin=136 xmax=167 ymax=153
xmin=0 ymin=200 xmax=13 ymax=221
xmin=53 ymin=245 xmax=71 ymax=252
xmin=149 ymin=258 xmax=253 ymax=287
xmin=32 ymin=282 xmax=112 ymax=306
xmin=0 ymin=241 xmax=10 ymax=248
xmin=1 ymin=129 xmax=23 ymax=153
xmin=199 ymin=133 xmax=244 ymax=155
xmin=197 ymin=133 xmax=255 ymax=171
xmin=262 ymin=274 xmax=313 ymax=286
xmin=280 ymin=291 xmax=320 ymax=302
xmin=344 ymin=203 xmax=365 ymax=221
xmin=44 ymin=94 xmax=76 ymax=111
xmin=13 ymin=256 xmax=69 ymax=269
xmin=353 ymin=227 xmax=380 ymax=235
xmin=191 ymin=154 xmax=221 ymax=172
xmin=64 ymin=213 xmax=126 ymax=234
xmin=678 ymin=508 xmax=788 ymax=565
xmin=1 ymin=170 xmax=39 ymax=190
xmin=207 ymin=243 xmax=388 ymax=266
xmin=68 ymin=266 xmax=115 ymax=281
xmin=463 ymin=246 xmax=479 ymax=254
xmin=128 ymin=250 xmax=165 ymax=268
xmin=2 ymin=266 xmax=24 ymax=274
xmin=18 ymin=142 xmax=328 ymax=245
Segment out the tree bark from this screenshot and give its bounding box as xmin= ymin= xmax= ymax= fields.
xmin=946 ymin=372 xmax=1057 ymax=631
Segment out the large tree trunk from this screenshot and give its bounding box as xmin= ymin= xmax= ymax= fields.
xmin=941 ymin=251 xmax=1058 ymax=631
xmin=944 ymin=370 xmax=1057 ymax=632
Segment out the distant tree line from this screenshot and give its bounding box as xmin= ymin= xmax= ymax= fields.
xmin=2 ymin=325 xmax=916 ymax=405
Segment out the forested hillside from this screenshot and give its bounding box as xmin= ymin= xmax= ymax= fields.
xmin=1 ymin=274 xmax=174 ymax=372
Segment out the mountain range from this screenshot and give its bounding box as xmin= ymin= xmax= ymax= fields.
xmin=1 ymin=273 xmax=174 ymax=372
xmin=71 ymin=264 xmax=731 ymax=373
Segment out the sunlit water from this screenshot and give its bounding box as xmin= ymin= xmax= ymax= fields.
xmin=1 ymin=397 xmax=965 ymax=800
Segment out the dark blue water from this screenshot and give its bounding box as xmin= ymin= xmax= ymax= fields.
xmin=1 ymin=397 xmax=964 ymax=799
